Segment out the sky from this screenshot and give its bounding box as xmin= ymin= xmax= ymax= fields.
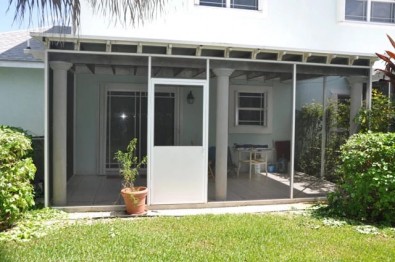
xmin=0 ymin=3 xmax=41 ymax=32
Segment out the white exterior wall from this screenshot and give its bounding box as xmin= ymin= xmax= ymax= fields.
xmin=296 ymin=77 xmax=350 ymax=111
xmin=0 ymin=67 xmax=44 ymax=135
xmin=79 ymin=0 xmax=394 ymax=55
xmin=228 ymin=81 xmax=292 ymax=163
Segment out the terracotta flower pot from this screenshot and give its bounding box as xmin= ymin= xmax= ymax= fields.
xmin=120 ymin=186 xmax=148 ymax=215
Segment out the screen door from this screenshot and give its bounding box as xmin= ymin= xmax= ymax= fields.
xmin=148 ymin=78 xmax=208 ymax=204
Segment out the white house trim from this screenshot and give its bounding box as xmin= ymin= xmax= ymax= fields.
xmin=0 ymin=61 xmax=43 ymax=68
xmin=31 ymin=33 xmax=376 ymax=64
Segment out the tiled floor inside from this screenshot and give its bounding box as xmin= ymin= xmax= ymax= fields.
xmin=66 ymin=172 xmax=334 ymax=206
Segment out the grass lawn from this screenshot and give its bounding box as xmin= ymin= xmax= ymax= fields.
xmin=0 ymin=212 xmax=394 ymax=261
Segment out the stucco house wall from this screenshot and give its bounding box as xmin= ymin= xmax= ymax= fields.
xmin=78 ymin=0 xmax=395 ymax=55
xmin=0 ymin=67 xmax=44 ymax=135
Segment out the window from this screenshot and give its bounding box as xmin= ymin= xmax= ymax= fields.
xmin=345 ymin=0 xmax=395 ymax=24
xmin=229 ymin=86 xmax=272 ymax=134
xmin=199 ymin=0 xmax=259 ymax=10
xmin=236 ymin=92 xmax=267 ymax=126
xmin=231 ymin=0 xmax=259 ymax=10
xmin=371 ymin=1 xmax=395 ymax=23
xmin=345 ymin=0 xmax=367 ymax=21
xmin=200 ymin=0 xmax=225 ymax=8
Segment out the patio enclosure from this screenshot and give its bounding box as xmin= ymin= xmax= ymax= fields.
xmin=43 ymin=40 xmax=372 ymax=207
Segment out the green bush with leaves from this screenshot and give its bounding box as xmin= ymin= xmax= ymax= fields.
xmin=296 ymin=99 xmax=350 ymax=182
xmin=355 ymin=89 xmax=395 ymax=133
xmin=328 ymin=132 xmax=395 ymax=225
xmin=295 ymin=102 xmax=323 ymax=178
xmin=0 ymin=126 xmax=36 ymax=229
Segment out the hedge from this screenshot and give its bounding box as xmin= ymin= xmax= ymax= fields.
xmin=0 ymin=126 xmax=36 ymax=229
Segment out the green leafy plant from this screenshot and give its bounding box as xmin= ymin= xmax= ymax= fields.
xmin=0 ymin=208 xmax=67 ymax=242
xmin=295 ymin=99 xmax=350 ymax=182
xmin=355 ymin=89 xmax=395 ymax=133
xmin=324 ymin=98 xmax=350 ymax=182
xmin=375 ymin=34 xmax=395 ymax=85
xmin=295 ymin=102 xmax=323 ymax=178
xmin=114 ymin=138 xmax=147 ymax=189
xmin=0 ymin=126 xmax=36 ymax=230
xmin=328 ymin=132 xmax=395 ymax=225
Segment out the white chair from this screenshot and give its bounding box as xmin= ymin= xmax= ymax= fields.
xmin=253 ymin=151 xmax=268 ymax=177
xmin=237 ymin=150 xmax=268 ymax=180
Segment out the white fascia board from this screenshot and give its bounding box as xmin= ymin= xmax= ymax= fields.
xmin=0 ymin=61 xmax=44 ymax=69
xmin=30 ymin=32 xmax=377 ymax=60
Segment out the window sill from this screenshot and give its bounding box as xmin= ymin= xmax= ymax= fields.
xmin=197 ymin=5 xmax=259 ymax=11
xmin=229 ymin=125 xmax=272 ymax=134
xmin=193 ymin=3 xmax=267 ymax=18
xmin=339 ymin=19 xmax=395 ymax=27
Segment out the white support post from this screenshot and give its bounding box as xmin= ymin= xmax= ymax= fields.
xmin=147 ymin=56 xmax=152 ymax=205
xmin=50 ymin=61 xmax=72 ymax=206
xmin=320 ymin=77 xmax=327 ymax=179
xmin=44 ymin=51 xmax=49 ymax=207
xmin=212 ymin=68 xmax=234 ymax=201
xmin=347 ymin=76 xmax=367 ymax=134
xmin=290 ymin=64 xmax=296 ymax=199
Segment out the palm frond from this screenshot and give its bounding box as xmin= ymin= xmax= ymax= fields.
xmin=8 ymin=0 xmax=167 ymax=33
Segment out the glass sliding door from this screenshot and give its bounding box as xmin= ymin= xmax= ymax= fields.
xmin=106 ymin=91 xmax=147 ymax=170
xmin=105 ymin=88 xmax=176 ymax=173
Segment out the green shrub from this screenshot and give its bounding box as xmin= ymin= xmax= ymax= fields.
xmin=355 ymin=89 xmax=395 ymax=133
xmin=295 ymin=102 xmax=323 ymax=178
xmin=295 ymin=100 xmax=350 ymax=182
xmin=328 ymin=132 xmax=395 ymax=225
xmin=0 ymin=126 xmax=36 ymax=229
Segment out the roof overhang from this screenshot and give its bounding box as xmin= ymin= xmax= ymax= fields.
xmin=31 ymin=32 xmax=377 ymax=67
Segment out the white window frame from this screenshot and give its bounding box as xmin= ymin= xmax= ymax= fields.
xmin=196 ymin=0 xmax=264 ymax=11
xmin=229 ymin=85 xmax=272 ymax=134
xmin=340 ymin=0 xmax=395 ymax=24
xmin=236 ymin=91 xmax=267 ymax=127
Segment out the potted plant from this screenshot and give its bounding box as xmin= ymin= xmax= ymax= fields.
xmin=114 ymin=138 xmax=148 ymax=215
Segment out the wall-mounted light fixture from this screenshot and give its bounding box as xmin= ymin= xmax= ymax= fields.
xmin=187 ymin=90 xmax=195 ymax=104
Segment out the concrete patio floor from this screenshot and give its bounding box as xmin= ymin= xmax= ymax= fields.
xmin=66 ymin=172 xmax=334 ymax=206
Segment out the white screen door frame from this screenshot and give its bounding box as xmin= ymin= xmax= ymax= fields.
xmin=148 ymin=78 xmax=209 ymax=205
